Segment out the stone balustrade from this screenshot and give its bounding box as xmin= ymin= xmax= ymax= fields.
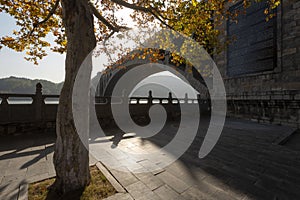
xmin=0 ymin=83 xmax=210 ymax=136
xmin=227 ymin=91 xmax=300 ymax=128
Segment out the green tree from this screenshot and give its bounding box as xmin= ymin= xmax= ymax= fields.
xmin=0 ymin=0 xmax=280 ymax=196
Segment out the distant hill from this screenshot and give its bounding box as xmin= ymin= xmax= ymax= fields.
xmin=0 ymin=76 xmax=63 ymax=94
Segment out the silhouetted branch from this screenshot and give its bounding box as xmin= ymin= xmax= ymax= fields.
xmin=89 ymin=2 xmax=130 ymax=36
xmin=29 ymin=0 xmax=60 ymax=36
xmin=111 ymin=0 xmax=173 ymax=29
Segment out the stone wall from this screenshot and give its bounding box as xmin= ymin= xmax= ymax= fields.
xmin=0 ymin=85 xmax=210 ymax=136
xmin=215 ymin=0 xmax=300 ymax=128
xmin=0 ymin=83 xmax=58 ymax=136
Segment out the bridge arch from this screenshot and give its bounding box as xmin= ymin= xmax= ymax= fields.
xmin=95 ymin=49 xmax=209 ymax=99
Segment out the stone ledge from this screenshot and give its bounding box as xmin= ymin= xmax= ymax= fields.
xmin=16 ymin=162 xmax=126 ymax=200
xmin=96 ymin=161 xmax=127 ymax=193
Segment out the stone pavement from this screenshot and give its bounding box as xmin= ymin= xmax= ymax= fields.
xmin=0 ymin=117 xmax=299 ymax=200
xmin=0 ymin=133 xmax=56 ymax=200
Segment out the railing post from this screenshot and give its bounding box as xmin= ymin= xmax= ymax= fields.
xmin=168 ymin=92 xmax=172 ymax=104
xmin=1 ymin=95 xmax=8 ymax=105
xmin=197 ymin=94 xmax=201 ymax=104
xmin=0 ymin=95 xmax=9 ymax=123
xmin=148 ymin=90 xmax=153 ymax=105
xmin=185 ymin=93 xmax=188 ymax=103
xmin=33 ymin=83 xmax=44 ymax=122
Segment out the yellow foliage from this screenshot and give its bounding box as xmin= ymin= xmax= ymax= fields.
xmin=0 ymin=0 xmax=280 ymax=65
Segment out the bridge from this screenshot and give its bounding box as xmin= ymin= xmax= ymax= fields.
xmin=94 ymin=49 xmax=209 ymax=99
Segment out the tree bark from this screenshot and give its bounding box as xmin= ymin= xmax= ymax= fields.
xmin=53 ymin=0 xmax=96 ymax=194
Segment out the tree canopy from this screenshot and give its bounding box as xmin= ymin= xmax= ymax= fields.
xmin=0 ymin=0 xmax=280 ymax=64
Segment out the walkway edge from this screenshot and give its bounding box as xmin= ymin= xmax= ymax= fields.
xmin=272 ymin=127 xmax=298 ymax=145
xmin=96 ymin=161 xmax=127 ymax=193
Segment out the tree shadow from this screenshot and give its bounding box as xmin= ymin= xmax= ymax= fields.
xmin=0 ymin=133 xmax=55 ymax=169
xmin=141 ymin=115 xmax=300 ymax=199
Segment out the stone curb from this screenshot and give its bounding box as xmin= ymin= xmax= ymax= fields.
xmin=18 ymin=183 xmax=28 ymax=200
xmin=272 ymin=127 xmax=298 ymax=145
xmin=18 ymin=174 xmax=56 ymax=200
xmin=96 ymin=161 xmax=127 ymax=193
xmin=17 ymin=161 xmax=127 ymax=200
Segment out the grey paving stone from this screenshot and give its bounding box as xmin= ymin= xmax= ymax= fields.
xmin=193 ymin=179 xmax=223 ymax=197
xmin=90 ymin=146 xmax=115 ymax=160
xmin=99 ymin=153 xmax=126 ymax=169
xmin=46 ymin=160 xmax=56 ymax=176
xmin=26 ymin=161 xmax=49 ymax=177
xmin=0 ymin=160 xmax=9 ymax=178
xmin=156 ymin=171 xmax=190 ymax=193
xmin=134 ymin=172 xmax=164 ymax=191
xmin=0 ymin=175 xmax=3 ymax=185
xmin=119 ymin=158 xmax=144 ymax=172
xmin=2 ymin=170 xmax=27 ymax=183
xmin=165 ymin=162 xmax=198 ymax=186
xmin=254 ymin=176 xmax=300 ymax=199
xmin=107 ymin=147 xmax=130 ymax=161
xmin=125 ymin=181 xmax=161 ymax=200
xmin=18 ymin=183 xmax=28 ymax=200
xmin=1 ymin=190 xmax=19 ymax=200
xmin=135 ymin=192 xmax=162 ymax=200
xmin=5 ymin=160 xmax=28 ymax=176
xmin=181 ymin=186 xmax=215 ymax=200
xmin=153 ymin=185 xmax=181 ymax=200
xmin=110 ymin=167 xmax=139 ymax=187
xmin=226 ymin=179 xmax=274 ymax=200
xmin=0 ymin=179 xmax=23 ymax=200
xmin=137 ymin=159 xmax=165 ymax=175
xmin=202 ymin=176 xmax=245 ymax=199
xmin=89 ymin=153 xmax=98 ymax=166
xmin=26 ymin=172 xmax=52 ymax=184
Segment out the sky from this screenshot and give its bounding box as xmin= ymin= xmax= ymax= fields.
xmin=0 ymin=13 xmax=66 ymax=83
xmin=0 ymin=8 xmax=174 ymax=84
xmin=0 ymin=8 xmax=136 ymax=83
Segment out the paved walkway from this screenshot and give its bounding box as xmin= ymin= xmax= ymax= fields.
xmin=0 ymin=117 xmax=299 ymax=200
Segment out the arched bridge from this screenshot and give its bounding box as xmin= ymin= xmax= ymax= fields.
xmin=94 ymin=49 xmax=210 ymax=99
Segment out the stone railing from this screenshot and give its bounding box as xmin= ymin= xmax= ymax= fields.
xmin=0 ymin=83 xmax=210 ymax=136
xmin=0 ymin=83 xmax=59 ymax=124
xmin=1 ymin=83 xmax=299 ymax=135
xmin=227 ymin=91 xmax=300 ymax=128
xmin=95 ymin=91 xmax=210 ymax=129
xmin=0 ymin=83 xmax=59 ymax=135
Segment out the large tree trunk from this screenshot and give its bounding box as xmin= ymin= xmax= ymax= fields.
xmin=53 ymin=0 xmax=96 ymax=195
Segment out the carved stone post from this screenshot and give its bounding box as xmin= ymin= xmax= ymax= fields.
xmin=33 ymin=83 xmax=44 ymax=122
xmin=0 ymin=95 xmax=9 ymax=123
xmin=197 ymin=94 xmax=201 ymax=104
xmin=148 ymin=90 xmax=153 ymax=105
xmin=168 ymin=92 xmax=173 ymax=103
xmin=184 ymin=93 xmax=188 ymax=103
xmin=1 ymin=95 xmax=8 ymax=105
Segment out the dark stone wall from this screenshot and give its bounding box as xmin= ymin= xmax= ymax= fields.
xmin=215 ymin=0 xmax=300 ymax=127
xmin=227 ymin=1 xmax=277 ymax=76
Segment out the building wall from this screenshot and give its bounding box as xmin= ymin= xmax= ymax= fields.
xmin=215 ymin=0 xmax=300 ymax=127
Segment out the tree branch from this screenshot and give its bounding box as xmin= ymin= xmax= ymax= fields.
xmin=89 ymin=2 xmax=130 ymax=33
xmin=89 ymin=3 xmax=119 ymax=32
xmin=29 ymin=0 xmax=60 ymax=35
xmin=110 ymin=0 xmax=173 ymax=29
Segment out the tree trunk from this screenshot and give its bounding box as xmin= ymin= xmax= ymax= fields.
xmin=53 ymin=0 xmax=96 ymax=195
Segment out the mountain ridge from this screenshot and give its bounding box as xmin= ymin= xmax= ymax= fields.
xmin=0 ymin=76 xmax=63 ymax=94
